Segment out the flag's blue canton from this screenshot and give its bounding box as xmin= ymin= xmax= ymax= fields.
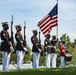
xmin=48 ymin=3 xmax=58 ymax=18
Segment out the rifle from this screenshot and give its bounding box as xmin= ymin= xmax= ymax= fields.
xmin=23 ymin=21 xmax=26 ymax=47
xmin=39 ymin=31 xmax=41 ymax=49
xmin=38 ymin=31 xmax=43 ymax=55
xmin=23 ymin=21 xmax=28 ymax=54
xmin=11 ymin=15 xmax=14 ymax=45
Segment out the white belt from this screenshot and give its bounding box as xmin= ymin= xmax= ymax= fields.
xmin=21 ymin=41 xmax=23 ymax=43
xmin=52 ymin=46 xmax=56 ymax=48
xmin=47 ymin=46 xmax=51 ymax=48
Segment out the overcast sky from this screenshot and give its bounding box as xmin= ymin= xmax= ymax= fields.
xmin=0 ymin=0 xmax=76 ymax=48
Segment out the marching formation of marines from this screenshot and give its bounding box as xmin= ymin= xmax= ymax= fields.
xmin=0 ymin=21 xmax=72 ymax=72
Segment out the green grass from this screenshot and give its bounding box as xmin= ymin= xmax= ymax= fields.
xmin=0 ymin=67 xmax=76 ymax=75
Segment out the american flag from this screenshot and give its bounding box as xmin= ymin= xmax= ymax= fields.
xmin=37 ymin=3 xmax=58 ymax=36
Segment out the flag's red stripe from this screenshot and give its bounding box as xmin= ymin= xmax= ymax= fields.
xmin=38 ymin=15 xmax=49 ymax=26
xmin=41 ymin=23 xmax=50 ymax=32
xmin=41 ymin=20 xmax=58 ymax=32
xmin=42 ymin=22 xmax=57 ymax=35
xmin=43 ymin=28 xmax=51 ymax=35
xmin=39 ymin=16 xmax=57 ymax=28
xmin=50 ymin=24 xmax=58 ymax=28
xmin=40 ymin=18 xmax=51 ymax=29
xmin=50 ymin=20 xmax=58 ymax=26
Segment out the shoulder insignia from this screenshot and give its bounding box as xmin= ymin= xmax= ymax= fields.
xmin=32 ymin=38 xmax=34 ymax=41
xmin=45 ymin=41 xmax=48 ymax=44
xmin=16 ymin=35 xmax=19 ymax=38
xmin=3 ymin=33 xmax=6 ymax=36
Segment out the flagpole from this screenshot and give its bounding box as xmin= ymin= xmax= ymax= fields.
xmin=56 ymin=0 xmax=58 ymax=37
xmin=56 ymin=23 xmax=58 ymax=37
xmin=38 ymin=28 xmax=41 ymax=46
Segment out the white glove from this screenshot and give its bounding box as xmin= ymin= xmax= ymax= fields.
xmin=10 ymin=46 xmax=15 ymax=52
xmin=38 ymin=48 xmax=41 ymax=53
xmin=45 ymin=52 xmax=47 ymax=54
xmin=24 ymin=47 xmax=28 ymax=51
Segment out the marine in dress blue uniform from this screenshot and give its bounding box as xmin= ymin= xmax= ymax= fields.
xmin=51 ymin=36 xmax=58 ymax=68
xmin=31 ymin=30 xmax=41 ymax=68
xmin=15 ymin=25 xmax=28 ymax=70
xmin=0 ymin=22 xmax=14 ymax=72
xmin=44 ymin=33 xmax=51 ymax=68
